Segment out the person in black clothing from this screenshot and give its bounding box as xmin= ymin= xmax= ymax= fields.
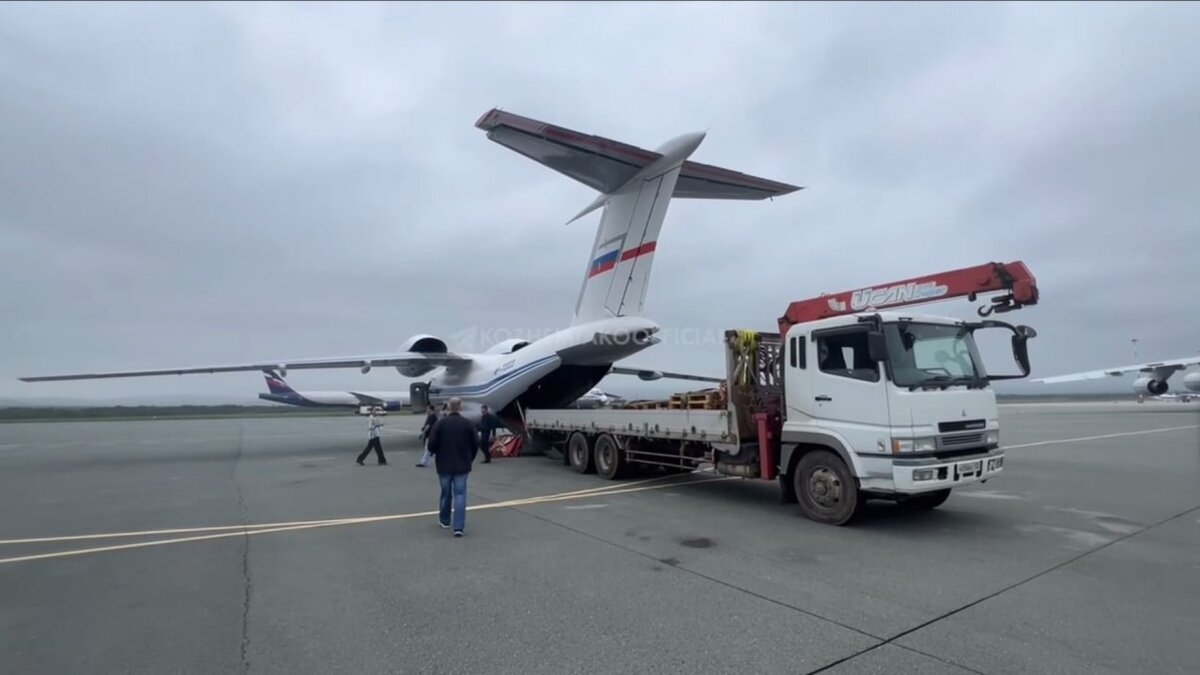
xmin=426 ymin=397 xmax=479 ymax=536
xmin=415 ymin=404 xmax=438 ymax=467
xmin=477 ymin=404 xmax=498 ymax=463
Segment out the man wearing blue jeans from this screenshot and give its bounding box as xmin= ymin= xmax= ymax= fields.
xmin=425 ymin=397 xmax=479 ymax=537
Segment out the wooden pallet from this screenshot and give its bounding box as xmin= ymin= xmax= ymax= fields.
xmin=622 ymin=399 xmax=669 ymax=410
xmin=668 ymin=389 xmax=724 ymax=410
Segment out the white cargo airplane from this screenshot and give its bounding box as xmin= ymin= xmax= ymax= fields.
xmin=572 ymin=388 xmax=626 ymax=409
xmin=1035 ymin=356 xmax=1200 ymax=401
xmin=257 ymin=371 xmax=410 ymax=411
xmin=20 ymin=109 xmax=797 ymax=423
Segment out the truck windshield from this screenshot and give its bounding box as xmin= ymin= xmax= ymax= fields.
xmin=883 ymin=322 xmax=986 ymax=388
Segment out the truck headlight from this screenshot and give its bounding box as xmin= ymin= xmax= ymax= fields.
xmin=891 ymin=437 xmax=937 ymax=454
xmin=985 ymin=430 xmax=1000 ymax=445
xmin=913 ymin=468 xmax=935 ymax=481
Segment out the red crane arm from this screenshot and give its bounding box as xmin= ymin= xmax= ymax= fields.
xmin=777 ymin=261 xmax=1038 ymax=335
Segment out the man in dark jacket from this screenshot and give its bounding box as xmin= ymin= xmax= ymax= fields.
xmin=477 ymin=405 xmax=499 ymax=463
xmin=426 ymin=397 xmax=479 ymax=536
xmin=415 ymin=404 xmax=438 ymax=467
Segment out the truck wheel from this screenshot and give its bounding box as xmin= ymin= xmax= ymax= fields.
xmin=794 ymin=450 xmax=861 ymax=526
xmin=901 ymin=489 xmax=951 ymax=510
xmin=567 ymin=432 xmax=595 ymax=474
xmin=593 ymin=433 xmax=627 ymax=480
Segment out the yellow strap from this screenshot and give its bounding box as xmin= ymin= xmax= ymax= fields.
xmin=732 ymin=329 xmax=760 ymax=386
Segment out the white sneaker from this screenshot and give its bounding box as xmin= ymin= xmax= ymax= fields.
xmin=453 ymin=530 xmax=464 ymax=537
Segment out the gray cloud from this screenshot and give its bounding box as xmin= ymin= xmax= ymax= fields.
xmin=1 ymin=2 xmax=1197 ymax=400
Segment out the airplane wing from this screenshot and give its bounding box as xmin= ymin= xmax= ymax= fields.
xmin=19 ymin=353 xmax=471 ymax=382
xmin=608 ymin=366 xmax=724 ymax=384
xmin=1034 ymin=356 xmax=1200 ymax=384
xmin=474 ymin=109 xmax=802 ymax=201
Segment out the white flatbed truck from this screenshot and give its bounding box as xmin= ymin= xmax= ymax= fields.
xmin=523 ymin=262 xmax=1040 ymax=525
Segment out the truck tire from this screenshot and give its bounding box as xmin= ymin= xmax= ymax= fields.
xmin=593 ymin=433 xmax=627 ymax=480
xmin=567 ymin=432 xmax=595 ymax=474
xmin=794 ymin=450 xmax=861 ymax=526
xmin=901 ymin=489 xmax=951 ymax=510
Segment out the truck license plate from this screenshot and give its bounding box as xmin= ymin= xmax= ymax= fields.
xmin=957 ymin=460 xmax=982 ymax=477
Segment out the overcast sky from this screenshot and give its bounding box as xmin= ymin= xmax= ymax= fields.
xmin=1 ymin=1 xmax=1197 ymax=401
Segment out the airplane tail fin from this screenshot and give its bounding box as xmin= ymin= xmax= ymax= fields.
xmin=262 ymin=370 xmax=294 ymax=395
xmin=476 ymin=110 xmax=800 ymax=325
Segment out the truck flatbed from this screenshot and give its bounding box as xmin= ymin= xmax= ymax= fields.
xmin=524 ymin=408 xmax=737 ymax=444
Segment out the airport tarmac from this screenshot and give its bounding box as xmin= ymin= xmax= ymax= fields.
xmin=1 ymin=403 xmax=1197 ymax=674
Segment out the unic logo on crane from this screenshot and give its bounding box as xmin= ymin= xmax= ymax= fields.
xmin=850 ymin=281 xmax=949 ymax=311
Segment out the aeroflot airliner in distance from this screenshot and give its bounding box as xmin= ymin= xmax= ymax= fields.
xmin=21 ymin=109 xmax=799 ymax=423
xmin=257 ymin=371 xmax=410 ymax=411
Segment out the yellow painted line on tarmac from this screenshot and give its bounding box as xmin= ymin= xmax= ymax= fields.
xmin=0 ymin=472 xmax=701 ymax=546
xmin=0 ymin=476 xmax=733 ymax=566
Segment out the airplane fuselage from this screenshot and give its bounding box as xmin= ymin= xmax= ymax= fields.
xmin=421 ymin=316 xmax=659 ymax=421
xmin=259 ymin=390 xmax=408 ymax=410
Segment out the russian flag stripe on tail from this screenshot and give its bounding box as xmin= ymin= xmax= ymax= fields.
xmin=620 ymin=241 xmax=656 ymax=261
xmin=588 ymin=242 xmax=658 ymax=279
xmin=588 ymin=250 xmax=620 ymax=278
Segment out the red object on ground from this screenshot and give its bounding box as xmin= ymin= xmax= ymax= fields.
xmin=491 ymin=435 xmax=523 ymax=459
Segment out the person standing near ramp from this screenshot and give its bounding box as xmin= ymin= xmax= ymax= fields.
xmin=356 ymin=406 xmax=387 ymax=465
xmin=477 ymin=404 xmax=498 ymax=464
xmin=426 ymin=397 xmax=478 ymax=536
xmin=415 ymin=404 xmax=438 ymax=467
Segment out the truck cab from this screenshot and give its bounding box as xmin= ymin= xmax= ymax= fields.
xmin=776 ymin=311 xmax=1035 ymax=523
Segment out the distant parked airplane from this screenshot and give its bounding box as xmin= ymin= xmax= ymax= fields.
xmin=1034 ymin=356 xmax=1200 ymax=401
xmin=571 ymin=387 xmax=626 ymax=409
xmin=257 ymin=371 xmax=409 ymax=411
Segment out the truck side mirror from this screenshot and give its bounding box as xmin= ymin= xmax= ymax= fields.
xmin=1010 ymin=325 xmax=1036 ymax=376
xmin=867 ymin=332 xmax=888 ymax=362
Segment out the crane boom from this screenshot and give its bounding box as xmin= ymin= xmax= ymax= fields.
xmin=777 ymin=261 xmax=1038 ymax=335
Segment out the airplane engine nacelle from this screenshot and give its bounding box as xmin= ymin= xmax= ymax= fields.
xmin=485 ymin=339 xmax=530 ymax=355
xmin=1184 ymin=372 xmax=1200 ymax=393
xmin=395 ymin=334 xmax=449 ymax=377
xmin=1133 ymin=377 xmax=1168 ymax=396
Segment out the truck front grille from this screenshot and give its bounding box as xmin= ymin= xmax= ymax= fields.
xmin=941 ymin=432 xmax=984 ymax=447
xmin=939 ymin=419 xmax=986 ymax=433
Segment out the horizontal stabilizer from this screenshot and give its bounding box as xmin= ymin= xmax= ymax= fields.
xmin=350 ymin=392 xmax=387 ymax=406
xmin=476 ymin=108 xmax=800 ymax=326
xmin=476 ymin=109 xmax=801 ymax=200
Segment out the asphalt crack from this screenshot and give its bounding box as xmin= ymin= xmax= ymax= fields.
xmin=808 ymin=503 xmax=1200 ymax=674
xmin=233 ymin=426 xmax=252 ymax=674
xmin=507 ymin=492 xmax=1199 ymax=675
